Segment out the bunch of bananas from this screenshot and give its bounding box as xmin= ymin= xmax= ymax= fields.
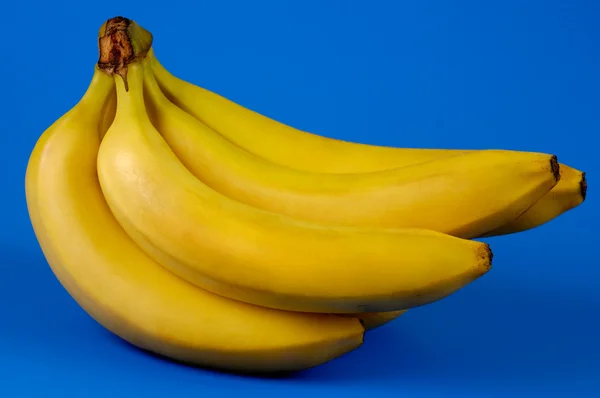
xmin=25 ymin=17 xmax=586 ymax=374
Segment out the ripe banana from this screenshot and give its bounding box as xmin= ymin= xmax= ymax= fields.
xmin=25 ymin=66 xmax=366 ymax=373
xmin=142 ymin=58 xmax=560 ymax=239
xmin=97 ymin=59 xmax=493 ymax=314
xmin=148 ymin=51 xmax=586 ymax=236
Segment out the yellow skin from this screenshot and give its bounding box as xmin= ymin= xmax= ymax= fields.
xmin=140 ymin=59 xmax=559 ymax=240
xmin=25 ymin=68 xmax=366 ymax=373
xmin=96 ymin=54 xmax=440 ymax=329
xmin=97 ymin=62 xmax=493 ymax=314
xmin=147 ymin=50 xmax=586 ymax=237
xmin=53 ymin=73 xmax=408 ymax=330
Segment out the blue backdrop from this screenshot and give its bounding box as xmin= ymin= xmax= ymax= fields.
xmin=2 ymin=1 xmax=598 ymax=397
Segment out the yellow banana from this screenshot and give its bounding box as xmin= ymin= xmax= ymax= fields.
xmin=25 ymin=66 xmax=366 ymax=373
xmin=97 ymin=59 xmax=493 ymax=314
xmin=148 ymin=50 xmax=586 ymax=236
xmin=142 ymin=59 xmax=559 ymax=239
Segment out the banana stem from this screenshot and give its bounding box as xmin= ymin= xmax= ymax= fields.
xmin=97 ymin=16 xmax=153 ymax=91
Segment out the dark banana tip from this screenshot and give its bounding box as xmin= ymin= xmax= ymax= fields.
xmin=477 ymin=243 xmax=493 ymax=274
xmin=580 ymin=172 xmax=587 ymax=201
xmin=550 ymin=155 xmax=560 ymax=182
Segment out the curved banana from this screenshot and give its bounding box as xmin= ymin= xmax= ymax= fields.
xmin=142 ymin=61 xmax=559 ymax=239
xmin=148 ymin=50 xmax=586 ymax=236
xmin=25 ymin=67 xmax=366 ymax=373
xmin=97 ymin=60 xmax=493 ymax=314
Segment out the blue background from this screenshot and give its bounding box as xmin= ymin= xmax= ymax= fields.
xmin=2 ymin=0 xmax=598 ymax=396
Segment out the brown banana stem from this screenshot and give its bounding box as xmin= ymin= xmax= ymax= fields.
xmin=97 ymin=16 xmax=153 ymax=91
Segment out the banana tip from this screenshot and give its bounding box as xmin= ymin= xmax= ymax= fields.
xmin=477 ymin=243 xmax=493 ymax=275
xmin=580 ymin=172 xmax=587 ymax=201
xmin=550 ymin=155 xmax=560 ymax=182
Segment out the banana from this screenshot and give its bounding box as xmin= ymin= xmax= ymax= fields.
xmin=148 ymin=50 xmax=586 ymax=236
xmin=25 ymin=66 xmax=367 ymax=373
xmin=97 ymin=58 xmax=493 ymax=314
xmin=142 ymin=58 xmax=560 ymax=239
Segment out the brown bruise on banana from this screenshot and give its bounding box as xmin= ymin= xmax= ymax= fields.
xmin=97 ymin=16 xmax=153 ymax=91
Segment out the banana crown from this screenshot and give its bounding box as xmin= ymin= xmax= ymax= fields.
xmin=97 ymin=16 xmax=153 ymax=91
